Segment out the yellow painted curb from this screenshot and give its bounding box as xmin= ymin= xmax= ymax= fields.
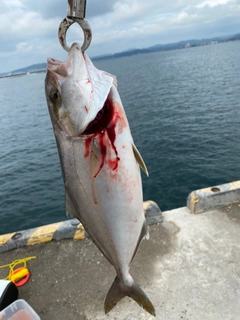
xmin=187 ymin=180 xmax=240 ymax=214
xmin=0 ymin=200 xmax=162 ymax=253
xmin=27 ymin=222 xmax=62 ymax=246
xmin=0 ymin=233 xmax=15 ymax=246
xmin=73 ymin=223 xmax=85 ymax=240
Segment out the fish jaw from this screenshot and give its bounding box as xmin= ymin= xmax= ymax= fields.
xmin=45 ymin=42 xmax=114 ymax=136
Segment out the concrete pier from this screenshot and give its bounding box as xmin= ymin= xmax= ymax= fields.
xmin=0 ymin=203 xmax=239 ymax=320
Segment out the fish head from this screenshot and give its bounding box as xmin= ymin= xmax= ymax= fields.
xmin=45 ymin=42 xmax=114 ymax=136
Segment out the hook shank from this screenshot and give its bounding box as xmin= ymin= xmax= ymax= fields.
xmin=67 ymin=0 xmax=86 ymax=19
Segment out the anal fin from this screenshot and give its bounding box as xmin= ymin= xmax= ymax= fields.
xmin=131 ymin=220 xmax=149 ymax=264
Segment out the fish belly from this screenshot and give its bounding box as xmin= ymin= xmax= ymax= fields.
xmin=55 ymin=119 xmax=145 ymax=273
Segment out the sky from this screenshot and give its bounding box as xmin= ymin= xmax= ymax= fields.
xmin=0 ymin=0 xmax=240 ymax=73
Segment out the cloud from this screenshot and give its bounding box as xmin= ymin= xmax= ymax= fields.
xmin=0 ymin=0 xmax=239 ymax=72
xmin=196 ymin=0 xmax=235 ymax=8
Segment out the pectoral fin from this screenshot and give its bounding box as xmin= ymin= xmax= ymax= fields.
xmin=132 ymin=143 xmax=149 ymax=176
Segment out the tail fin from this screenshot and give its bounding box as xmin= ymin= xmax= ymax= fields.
xmin=104 ymin=275 xmax=156 ymax=316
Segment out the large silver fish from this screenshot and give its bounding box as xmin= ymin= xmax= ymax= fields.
xmin=45 ymin=43 xmax=155 ymax=316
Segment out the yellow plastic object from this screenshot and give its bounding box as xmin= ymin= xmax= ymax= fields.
xmin=0 ymin=256 xmax=36 ymax=281
xmin=9 ymin=268 xmax=29 ymax=283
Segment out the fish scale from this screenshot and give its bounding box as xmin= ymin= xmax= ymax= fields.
xmin=45 ymin=42 xmax=155 ymax=316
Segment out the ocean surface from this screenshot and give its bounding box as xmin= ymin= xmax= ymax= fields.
xmin=0 ymin=41 xmax=240 ymax=234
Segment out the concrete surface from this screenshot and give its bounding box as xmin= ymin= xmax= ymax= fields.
xmin=0 ymin=204 xmax=240 ymax=320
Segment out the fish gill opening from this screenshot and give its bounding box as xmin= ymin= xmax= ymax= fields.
xmin=82 ymin=98 xmax=112 ymax=135
xmin=82 ymin=96 xmax=120 ymax=177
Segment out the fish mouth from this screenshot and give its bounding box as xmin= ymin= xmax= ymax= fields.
xmin=82 ymin=97 xmax=112 ymax=135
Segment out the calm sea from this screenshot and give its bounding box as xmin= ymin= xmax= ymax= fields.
xmin=0 ymin=41 xmax=240 ymax=234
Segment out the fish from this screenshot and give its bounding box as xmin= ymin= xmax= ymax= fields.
xmin=45 ymin=42 xmax=155 ymax=316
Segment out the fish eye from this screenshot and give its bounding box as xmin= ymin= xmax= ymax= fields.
xmin=52 ymin=92 xmax=59 ymax=99
xmin=50 ymin=89 xmax=61 ymax=106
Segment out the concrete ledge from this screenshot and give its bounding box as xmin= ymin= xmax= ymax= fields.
xmin=1 ymin=205 xmax=239 ymax=319
xmin=0 ymin=200 xmax=162 ymax=254
xmin=187 ymin=180 xmax=240 ymax=213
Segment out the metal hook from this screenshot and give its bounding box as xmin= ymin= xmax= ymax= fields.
xmin=58 ymin=0 xmax=92 ymax=52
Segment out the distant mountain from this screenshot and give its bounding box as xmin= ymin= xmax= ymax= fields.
xmin=229 ymin=33 xmax=240 ymax=40
xmin=92 ymin=33 xmax=240 ymax=61
xmin=0 ymin=63 xmax=46 ymax=78
xmin=11 ymin=63 xmax=46 ymax=74
xmin=1 ymin=33 xmax=239 ymax=77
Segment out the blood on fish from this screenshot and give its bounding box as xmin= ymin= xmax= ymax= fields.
xmin=86 ymin=79 xmax=91 ymax=84
xmin=84 ymin=136 xmax=92 ymax=158
xmin=107 ymin=157 xmax=120 ymax=171
xmin=107 ymin=119 xmax=117 ymax=155
xmin=84 ymin=106 xmax=89 ymax=113
xmin=82 ymin=98 xmax=127 ymax=177
xmin=93 ymin=133 xmax=107 ymax=178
